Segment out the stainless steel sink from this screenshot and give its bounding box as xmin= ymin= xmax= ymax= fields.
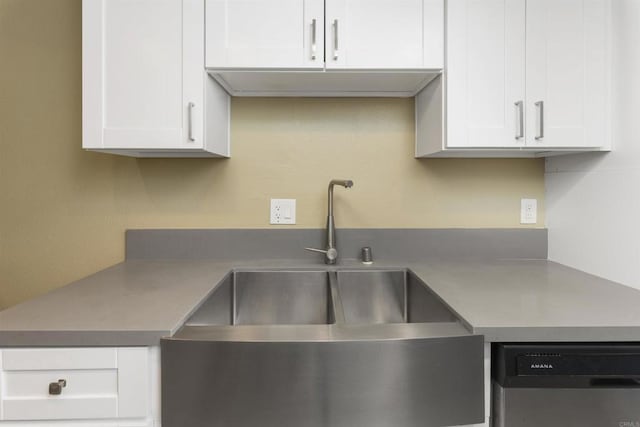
xmin=162 ymin=268 xmax=484 ymax=427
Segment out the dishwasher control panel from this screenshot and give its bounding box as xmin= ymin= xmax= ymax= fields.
xmin=494 ymin=343 xmax=640 ymax=387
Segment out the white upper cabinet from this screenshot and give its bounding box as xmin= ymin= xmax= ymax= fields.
xmin=525 ymin=0 xmax=610 ymax=149
xmin=206 ymin=0 xmax=324 ymax=69
xmin=206 ymin=0 xmax=443 ymax=71
xmin=83 ymin=0 xmax=229 ymax=157
xmin=416 ymin=0 xmax=611 ymax=157
xmin=446 ymin=0 xmax=526 ymax=148
xmin=205 ymin=0 xmax=444 ymax=96
xmin=325 ymin=0 xmax=443 ymax=70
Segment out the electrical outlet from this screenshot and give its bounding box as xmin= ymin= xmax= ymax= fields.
xmin=270 ymin=199 xmax=296 ymax=225
xmin=520 ymin=199 xmax=537 ymax=224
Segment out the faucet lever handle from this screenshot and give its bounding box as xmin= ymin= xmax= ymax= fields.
xmin=304 ymin=247 xmax=338 ymax=261
xmin=305 ymin=247 xmax=327 ymax=254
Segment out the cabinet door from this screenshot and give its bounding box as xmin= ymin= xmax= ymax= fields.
xmin=325 ymin=0 xmax=443 ymax=70
xmin=446 ymin=0 xmax=526 ymax=148
xmin=526 ymin=0 xmax=610 ymax=148
xmin=206 ymin=0 xmax=324 ymax=69
xmin=83 ymin=0 xmax=204 ymax=150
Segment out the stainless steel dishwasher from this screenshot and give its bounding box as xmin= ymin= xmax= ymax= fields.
xmin=492 ymin=343 xmax=640 ymax=427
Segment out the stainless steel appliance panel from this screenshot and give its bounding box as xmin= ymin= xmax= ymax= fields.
xmin=493 ymin=383 xmax=640 ymax=427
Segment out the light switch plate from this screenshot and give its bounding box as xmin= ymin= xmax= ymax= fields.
xmin=520 ymin=198 xmax=537 ymax=224
xmin=270 ymin=199 xmax=296 ymax=225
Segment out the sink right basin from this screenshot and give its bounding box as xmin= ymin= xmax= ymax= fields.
xmin=336 ymin=270 xmax=459 ymax=324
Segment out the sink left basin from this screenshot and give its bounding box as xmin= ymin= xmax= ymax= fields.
xmin=185 ymin=270 xmax=335 ymax=326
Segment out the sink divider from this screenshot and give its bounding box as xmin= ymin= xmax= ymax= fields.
xmin=328 ymin=271 xmax=346 ymax=325
xmin=231 ymin=273 xmax=237 ymax=326
xmin=403 ymin=270 xmax=409 ymax=323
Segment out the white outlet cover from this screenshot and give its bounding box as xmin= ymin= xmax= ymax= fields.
xmin=520 ymin=198 xmax=537 ymax=224
xmin=270 ymin=199 xmax=296 ymax=225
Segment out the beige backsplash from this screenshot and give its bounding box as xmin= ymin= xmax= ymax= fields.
xmin=0 ymin=0 xmax=544 ymax=309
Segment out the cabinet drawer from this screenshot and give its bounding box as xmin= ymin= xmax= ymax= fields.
xmin=3 ymin=348 xmax=117 ymax=371
xmin=0 ymin=348 xmax=149 ymax=421
xmin=3 ymin=369 xmax=118 ymax=420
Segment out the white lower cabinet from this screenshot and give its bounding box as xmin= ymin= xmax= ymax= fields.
xmin=0 ymin=348 xmax=157 ymax=427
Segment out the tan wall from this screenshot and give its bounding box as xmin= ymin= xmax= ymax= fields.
xmin=0 ymin=0 xmax=545 ymax=310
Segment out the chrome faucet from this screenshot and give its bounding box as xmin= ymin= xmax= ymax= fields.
xmin=305 ymin=179 xmax=354 ymax=265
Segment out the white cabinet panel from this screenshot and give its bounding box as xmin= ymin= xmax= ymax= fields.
xmin=446 ymin=0 xmax=526 ymax=148
xmin=526 ymin=0 xmax=610 ymax=148
xmin=206 ymin=0 xmax=324 ymax=69
xmin=4 ymin=370 xmax=117 ymax=398
xmin=84 ymin=0 xmax=197 ymax=150
xmin=3 ymin=396 xmax=118 ymax=421
xmin=116 ymin=348 xmax=149 ymax=419
xmin=325 ymin=0 xmax=442 ymax=69
xmin=2 ymin=348 xmax=116 ymax=371
xmin=102 ymin=0 xmax=183 ymax=137
xmin=423 ymin=0 xmax=445 ymax=69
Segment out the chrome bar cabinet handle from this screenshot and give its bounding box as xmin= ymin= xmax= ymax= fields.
xmin=515 ymin=101 xmax=524 ymax=140
xmin=333 ymin=19 xmax=339 ymax=60
xmin=311 ymin=19 xmax=317 ymax=60
xmin=535 ymin=101 xmax=544 ymax=140
xmin=188 ymin=102 xmax=195 ymax=142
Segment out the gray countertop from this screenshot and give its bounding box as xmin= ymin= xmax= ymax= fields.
xmin=2 ymin=258 xmax=640 ymax=346
xmin=0 ymin=260 xmax=232 ymax=346
xmin=407 ymin=260 xmax=640 ymax=342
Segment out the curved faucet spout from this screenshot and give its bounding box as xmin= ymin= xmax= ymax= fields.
xmin=307 ymin=179 xmax=354 ymax=264
xmin=328 ymin=180 xmax=354 ymax=217
xmin=325 ymin=179 xmax=354 ymax=264
xmin=308 ymin=179 xmax=354 ymax=264
xmin=330 ymin=179 xmax=354 ymax=188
